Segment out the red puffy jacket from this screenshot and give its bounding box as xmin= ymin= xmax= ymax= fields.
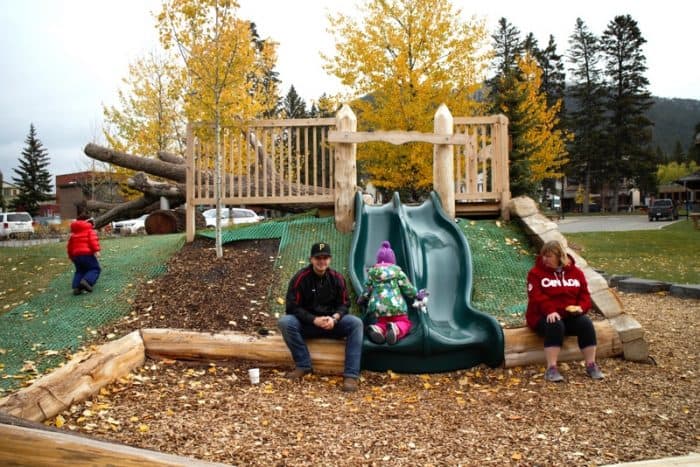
xmin=525 ymin=254 xmax=592 ymax=329
xmin=67 ymin=220 xmax=100 ymax=259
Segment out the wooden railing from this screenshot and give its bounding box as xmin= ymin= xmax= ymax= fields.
xmin=185 ymin=104 xmax=509 ymax=241
xmin=453 ymin=115 xmax=510 ymax=214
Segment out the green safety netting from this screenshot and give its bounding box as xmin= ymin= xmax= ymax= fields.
xmin=200 ymin=215 xmax=535 ymax=326
xmin=0 ymin=234 xmax=184 ymax=392
xmin=457 ymin=219 xmax=536 ymax=326
xmin=1 ymin=214 xmax=535 ymax=393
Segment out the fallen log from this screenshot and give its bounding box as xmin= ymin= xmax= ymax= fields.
xmin=84 ymin=143 xmax=186 ymax=182
xmin=128 ymin=172 xmax=185 ymax=199
xmin=157 ymin=150 xmax=185 ymax=165
xmin=0 ymin=331 xmax=145 ymax=422
xmin=141 ymin=321 xmax=622 ymax=373
xmin=90 ymin=196 xmax=160 ymax=230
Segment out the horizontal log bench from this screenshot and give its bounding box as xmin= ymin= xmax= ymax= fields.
xmin=141 ymin=321 xmax=621 ymax=371
xmin=0 ymin=322 xmax=621 ymax=424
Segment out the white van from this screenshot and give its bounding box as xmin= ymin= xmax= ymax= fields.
xmin=0 ymin=212 xmax=35 ymax=238
xmin=203 ymin=208 xmax=264 ymax=228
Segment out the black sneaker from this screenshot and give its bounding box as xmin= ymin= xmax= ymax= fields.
xmin=79 ymin=279 xmax=93 ymax=293
xmin=385 ymin=322 xmax=399 ymax=345
xmin=72 ymin=288 xmax=81 ymax=296
xmin=366 ymin=324 xmax=386 ymax=344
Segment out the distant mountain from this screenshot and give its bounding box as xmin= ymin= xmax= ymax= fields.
xmin=647 ymin=97 xmax=700 ymax=155
xmin=563 ymin=95 xmax=700 ymax=156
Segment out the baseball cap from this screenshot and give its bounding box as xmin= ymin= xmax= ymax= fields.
xmin=310 ymin=242 xmax=332 ymax=257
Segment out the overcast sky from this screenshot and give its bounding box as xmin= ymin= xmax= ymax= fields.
xmin=1 ymin=0 xmax=698 ymax=187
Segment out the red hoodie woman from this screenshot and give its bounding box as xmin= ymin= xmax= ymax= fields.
xmin=526 ymin=241 xmax=603 ymax=382
xmin=67 ymin=215 xmax=101 ymax=295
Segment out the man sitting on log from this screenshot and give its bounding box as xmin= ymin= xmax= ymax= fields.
xmin=278 ymin=242 xmax=364 ymax=392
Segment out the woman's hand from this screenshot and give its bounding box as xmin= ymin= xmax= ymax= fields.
xmin=547 ymin=312 xmax=562 ymax=323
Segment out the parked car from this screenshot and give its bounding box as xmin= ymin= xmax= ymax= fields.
xmin=111 ymin=214 xmax=149 ymax=234
xmin=648 ymin=199 xmax=678 ymax=221
xmin=34 ymin=215 xmax=62 ymax=226
xmin=203 ymin=208 xmax=264 ymax=228
xmin=0 ymin=212 xmax=35 ymax=238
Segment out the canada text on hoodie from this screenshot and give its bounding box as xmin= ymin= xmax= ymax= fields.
xmin=525 ymin=253 xmax=592 ymax=329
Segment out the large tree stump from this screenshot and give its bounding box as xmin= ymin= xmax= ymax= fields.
xmin=145 ymin=208 xmax=205 ymax=235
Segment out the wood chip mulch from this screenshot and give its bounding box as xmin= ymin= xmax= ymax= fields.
xmin=54 ymin=238 xmax=699 ymax=466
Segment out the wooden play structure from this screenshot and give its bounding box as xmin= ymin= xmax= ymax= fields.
xmin=184 ymin=104 xmax=511 ymax=240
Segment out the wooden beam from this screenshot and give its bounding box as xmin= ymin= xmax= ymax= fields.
xmin=0 ymin=331 xmax=145 ymax=422
xmin=0 ymin=420 xmax=227 ymax=467
xmin=327 ymin=129 xmax=465 ymax=146
xmin=142 ymin=321 xmax=623 ymax=373
xmin=504 ymin=321 xmax=621 ymax=368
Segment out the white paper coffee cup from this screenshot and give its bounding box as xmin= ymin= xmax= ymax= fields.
xmin=248 ymin=368 xmax=260 ymax=384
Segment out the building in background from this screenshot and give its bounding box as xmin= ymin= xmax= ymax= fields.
xmin=56 ymin=171 xmax=125 ymax=219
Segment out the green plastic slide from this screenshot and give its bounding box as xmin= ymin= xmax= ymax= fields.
xmin=350 ymin=191 xmax=504 ymax=373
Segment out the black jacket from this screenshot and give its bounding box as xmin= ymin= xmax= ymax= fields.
xmin=285 ymin=265 xmax=349 ymax=324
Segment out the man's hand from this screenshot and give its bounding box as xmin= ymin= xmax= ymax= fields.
xmin=313 ymin=316 xmax=335 ymax=330
xmin=547 ymin=312 xmax=562 ymax=323
xmin=565 ymin=305 xmax=583 ymax=314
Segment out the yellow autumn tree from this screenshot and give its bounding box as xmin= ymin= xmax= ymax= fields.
xmin=505 ymin=54 xmax=569 ymax=193
xmin=156 ymin=0 xmax=278 ymax=127
xmin=157 ymin=0 xmax=279 ymax=257
xmin=324 ymin=0 xmax=490 ymax=199
xmin=102 ymin=52 xmax=185 ymax=157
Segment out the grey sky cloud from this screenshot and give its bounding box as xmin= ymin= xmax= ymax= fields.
xmin=1 ymin=0 xmax=697 ymax=188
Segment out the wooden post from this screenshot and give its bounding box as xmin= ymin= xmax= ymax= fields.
xmin=434 ymin=104 xmax=455 ymax=219
xmin=334 ymin=104 xmax=357 ymax=232
xmin=185 ymin=123 xmax=196 ymax=242
xmin=493 ymin=114 xmax=511 ymax=220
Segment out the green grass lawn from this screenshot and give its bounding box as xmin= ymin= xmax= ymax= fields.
xmin=0 ymin=241 xmax=68 ymax=314
xmin=565 ymin=219 xmax=700 ymax=284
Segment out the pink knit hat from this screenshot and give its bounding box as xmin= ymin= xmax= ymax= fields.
xmin=376 ymin=241 xmax=396 ymax=264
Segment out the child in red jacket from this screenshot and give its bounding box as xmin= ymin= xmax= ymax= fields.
xmin=526 ymin=240 xmax=604 ymax=382
xmin=67 ymin=215 xmax=101 ymax=295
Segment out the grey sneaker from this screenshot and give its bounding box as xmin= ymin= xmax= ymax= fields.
xmin=586 ymin=362 xmax=604 ymax=380
xmin=385 ymin=322 xmax=399 ymax=345
xmin=545 ymin=366 xmax=564 ymax=382
xmin=366 ymin=324 xmax=386 ymax=344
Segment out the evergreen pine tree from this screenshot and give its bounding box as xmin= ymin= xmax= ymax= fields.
xmin=282 ymin=85 xmax=308 ymax=118
xmin=671 ymin=140 xmax=686 ymax=163
xmin=11 ymin=124 xmax=53 ymax=215
xmin=488 ymin=18 xmax=522 ymax=115
xmin=567 ymin=18 xmax=607 ymax=213
xmin=538 ymin=35 xmax=566 ymax=111
xmin=600 ymin=14 xmax=655 ymax=211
